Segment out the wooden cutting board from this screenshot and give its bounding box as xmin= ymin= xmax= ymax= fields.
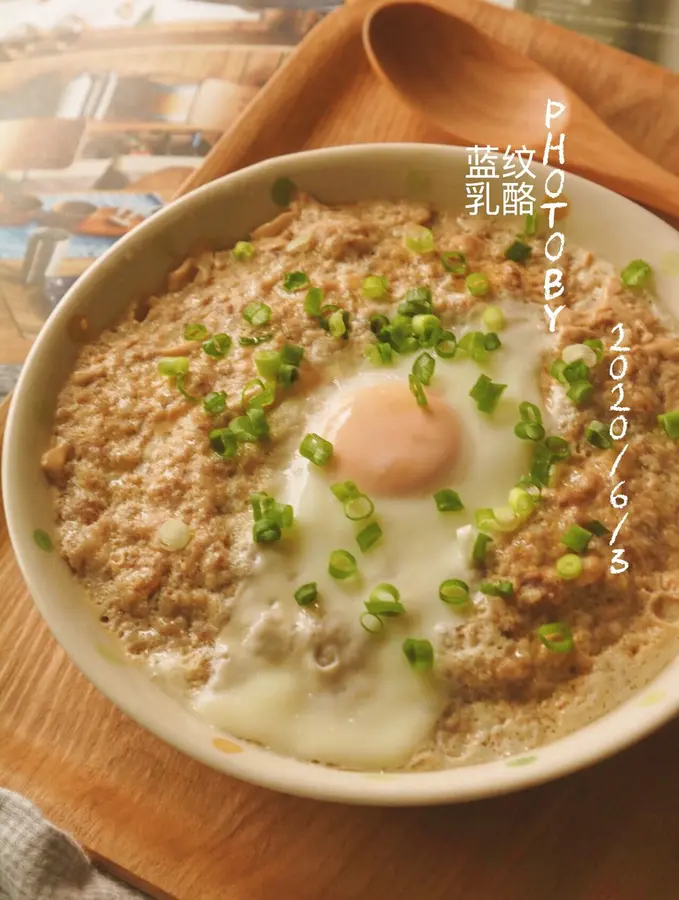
xmin=3 ymin=3 xmax=679 ymax=899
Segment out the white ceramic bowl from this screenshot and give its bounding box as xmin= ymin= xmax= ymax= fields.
xmin=4 ymin=145 xmax=679 ymax=806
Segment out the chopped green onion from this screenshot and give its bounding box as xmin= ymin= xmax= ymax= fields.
xmin=409 ymin=374 xmax=428 ymax=406
xmin=515 ymin=421 xmax=546 ymax=441
xmin=439 ymin=579 xmax=469 ymax=606
xmin=281 ymin=343 xmax=304 ymax=366
xmin=441 ymin=250 xmax=467 ymax=274
xmin=483 ymin=332 xmax=502 ymax=352
xmin=583 ymin=338 xmax=604 ymax=362
xmin=519 ymin=401 xmax=542 ymax=424
xmin=254 ymin=349 xmax=282 ymax=380
xmin=544 ymin=436 xmax=570 ymax=458
xmin=482 ymin=305 xmax=505 ymax=331
xmin=158 ymin=356 xmax=190 ymax=376
xmin=300 ymin=433 xmax=333 ymax=466
xmin=404 ymin=225 xmax=434 ymax=254
xmin=537 ymin=622 xmax=574 ymax=653
xmin=508 ymin=486 xmax=535 ymax=517
xmin=251 ymin=491 xmax=293 ymax=542
xmin=621 ymin=259 xmax=652 ymax=288
xmin=209 ymin=427 xmax=238 ymax=459
xmin=556 ymin=553 xmax=583 ymax=580
xmin=294 ymin=582 xmax=318 ymax=607
xmin=241 ymin=378 xmax=275 ymax=410
xmin=524 ymin=213 xmax=538 ymax=236
xmin=203 ymin=333 xmax=232 ymax=358
xmin=480 ymin=580 xmax=514 ymax=597
xmin=472 ymin=532 xmax=493 ymax=566
xmin=567 ymin=381 xmax=594 ymax=407
xmin=283 ymin=271 xmax=309 ymax=292
xmin=530 ymin=442 xmax=554 ymax=487
xmin=357 ymin=521 xmax=382 ymax=553
xmin=329 ymin=549 xmax=357 ymax=580
xmin=475 ymin=508 xmax=497 ymax=531
xmin=434 ymin=489 xmax=464 ymax=512
xmin=239 ymin=334 xmax=272 ymax=347
xmin=253 ymin=518 xmax=281 ymax=543
xmin=562 ymin=359 xmax=590 ymax=384
xmin=458 ymin=331 xmax=488 ymax=363
xmin=33 ymin=529 xmax=53 ymax=552
xmin=271 ymin=176 xmax=296 ymax=206
xmin=331 ymin=480 xmax=360 ymax=501
xmin=563 ymin=343 xmax=598 ymax=368
xmin=398 ymin=287 xmax=432 ymax=318
xmin=277 ymin=363 xmax=299 ymax=389
xmin=412 ymin=314 xmax=442 ymax=347
xmin=585 ymin=420 xmax=613 ymax=450
xmin=470 ymin=374 xmax=507 ymax=413
xmin=362 ymin=275 xmax=389 ymax=299
xmin=203 ymin=391 xmax=227 ymax=416
xmin=229 ymin=408 xmax=269 ymax=441
xmin=365 ymin=590 xmax=405 ymax=616
xmin=328 ymin=309 xmax=347 ymax=338
xmin=402 ymin=638 xmax=434 ymax=671
xmin=658 ymin=410 xmax=679 ymax=439
xmin=304 ymin=286 xmax=324 ymax=316
xmin=585 ymin=519 xmax=609 ymax=537
xmin=370 ymin=313 xmax=390 ymax=337
xmin=413 ymin=352 xmax=435 ymax=386
xmin=364 ymin=342 xmax=394 ymax=366
xmin=493 ymin=506 xmax=520 ymax=532
xmin=561 ymin=524 xmax=593 ymax=553
xmin=243 ymin=301 xmax=271 ymax=327
xmin=435 ymin=331 xmax=457 ymax=359
xmin=504 ymin=240 xmax=532 ymax=264
xmin=176 ymin=374 xmax=199 ymax=403
xmin=232 ymin=241 xmax=255 ymax=261
xmin=184 ymin=323 xmax=208 ymax=341
xmin=344 ymin=494 xmax=375 ymax=521
xmin=369 ymin=583 xmax=400 ymax=604
xmin=465 ymin=272 xmax=489 ymax=297
xmin=360 ymin=612 xmax=383 ymax=634
xmin=550 ymin=359 xmax=568 ymax=384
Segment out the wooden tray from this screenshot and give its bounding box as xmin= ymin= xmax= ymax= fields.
xmin=3 ymin=3 xmax=679 ymax=898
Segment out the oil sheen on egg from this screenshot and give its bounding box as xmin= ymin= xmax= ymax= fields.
xmin=193 ymin=301 xmax=554 ymax=769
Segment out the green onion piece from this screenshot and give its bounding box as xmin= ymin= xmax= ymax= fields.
xmin=203 ymin=391 xmax=227 ymax=416
xmin=545 ymin=435 xmax=570 ymax=458
xmin=402 ymin=638 xmax=434 ymax=671
xmin=328 ymin=549 xmax=358 ymax=580
xmin=475 ymin=508 xmax=497 ymax=531
xmin=556 ymin=553 xmax=583 ymax=580
xmin=524 ymin=213 xmax=538 ymax=236
xmin=328 ymin=309 xmax=347 ymax=338
xmin=413 ymin=352 xmax=435 ymax=386
xmin=254 ymin=349 xmax=282 ymax=380
xmin=537 ymin=622 xmax=574 ymax=653
xmin=304 ymin=286 xmax=324 ymax=316
xmin=585 ymin=519 xmax=609 ymax=537
xmin=504 ymin=240 xmax=532 ymax=264
xmin=483 ymin=332 xmax=502 ymax=352
xmin=277 ymin=363 xmax=299 ymax=389
xmin=519 ymin=401 xmax=542 ymax=424
xmin=176 ymin=374 xmax=199 ymax=403
xmin=412 ymin=314 xmax=442 ymax=348
xmin=364 ymin=342 xmax=394 ymax=366
xmin=294 ymin=582 xmax=318 ymax=607
xmin=281 ymin=343 xmax=304 ymax=366
xmin=514 ymin=421 xmax=546 ymax=442
xmin=567 ymin=381 xmax=594 ymax=407
xmin=33 ymin=529 xmax=53 ymax=552
xmin=550 ymin=359 xmax=568 ymax=384
xmin=508 ymin=486 xmax=535 ymax=517
xmin=482 ymin=305 xmax=505 ymax=331
xmin=583 ymin=338 xmax=604 ymax=362
xmin=561 ymin=524 xmax=593 ymax=553
xmin=203 ymin=333 xmax=232 ymax=358
xmin=232 ymin=241 xmax=255 ymax=261
xmin=253 ymin=517 xmax=281 ymax=543
xmin=435 ymin=331 xmax=457 ymax=359
xmin=370 ymin=313 xmax=390 ymax=337
xmin=243 ymin=301 xmax=271 ymax=327
xmin=242 ymin=378 xmax=275 ymax=410
xmin=621 ymin=259 xmax=652 ymax=288
xmin=344 ymin=494 xmax=374 ymax=521
xmin=398 ymin=287 xmax=432 ymax=318
xmin=434 ymin=489 xmax=464 ymax=512
xmin=404 ymin=225 xmax=435 ymax=254
xmin=365 ymin=585 xmax=405 ymax=617
xmin=300 ymin=432 xmax=333 ymax=466
xmin=530 ymin=442 xmax=553 ymax=487
xmin=480 ymin=580 xmax=514 ymax=597
xmin=458 ymin=331 xmax=488 ymax=363
xmin=283 ymin=271 xmax=309 ymax=292
xmin=441 ymin=250 xmax=467 ymax=274
xmin=493 ymin=506 xmax=520 ymax=532
xmin=585 ymin=420 xmax=613 ymax=450
xmin=271 ymin=176 xmax=296 ymax=206
xmin=658 ymin=410 xmax=679 ymax=439
xmin=470 ymin=374 xmax=507 ymax=413
xmin=465 ymin=272 xmax=490 ymax=297
xmin=209 ymin=427 xmax=238 ymax=459
xmin=362 ymin=275 xmax=389 ymax=299
xmin=158 ymin=356 xmax=190 ymax=376
xmin=369 ymin=582 xmax=400 ymax=604
xmin=562 ymin=359 xmax=590 ymax=384
xmin=228 ymin=416 xmax=256 ymax=443
xmin=439 ymin=579 xmax=469 ymax=606
xmin=409 ymin=374 xmax=428 ymax=406
xmin=239 ymin=333 xmax=272 ymax=347
xmin=184 ymin=323 xmax=208 ymax=341
xmin=243 ymin=408 xmax=270 ymax=439
xmin=331 ymin=480 xmax=360 ymax=501
xmin=360 ymin=612 xmax=383 ymax=634
xmin=250 ymin=492 xmax=292 ymax=527
xmin=472 ymin=532 xmax=493 ymax=566
xmin=357 ymin=521 xmax=382 ymax=553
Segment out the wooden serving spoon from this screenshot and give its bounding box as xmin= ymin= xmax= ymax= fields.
xmin=363 ymin=0 xmax=679 ymax=220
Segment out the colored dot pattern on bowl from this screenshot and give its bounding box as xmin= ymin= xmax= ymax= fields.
xmin=33 ymin=529 xmax=53 ymax=552
xmin=271 ymin=176 xmax=296 ymax=207
xmin=638 ymin=690 xmax=666 ymax=708
xmin=212 ymin=737 xmax=243 ymax=755
xmin=96 ymin=643 xmax=126 ymax=666
xmin=506 ymin=755 xmax=538 ymax=768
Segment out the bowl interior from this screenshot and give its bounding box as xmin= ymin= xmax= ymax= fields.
xmin=4 ymin=144 xmax=679 ymax=805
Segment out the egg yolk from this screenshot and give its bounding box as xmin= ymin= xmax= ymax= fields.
xmin=332 ymin=382 xmax=461 ymax=497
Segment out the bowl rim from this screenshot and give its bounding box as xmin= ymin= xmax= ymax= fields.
xmin=4 ymin=142 xmax=679 ymax=806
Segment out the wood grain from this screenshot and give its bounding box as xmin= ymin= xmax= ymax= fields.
xmin=4 ymin=5 xmax=679 ymax=899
